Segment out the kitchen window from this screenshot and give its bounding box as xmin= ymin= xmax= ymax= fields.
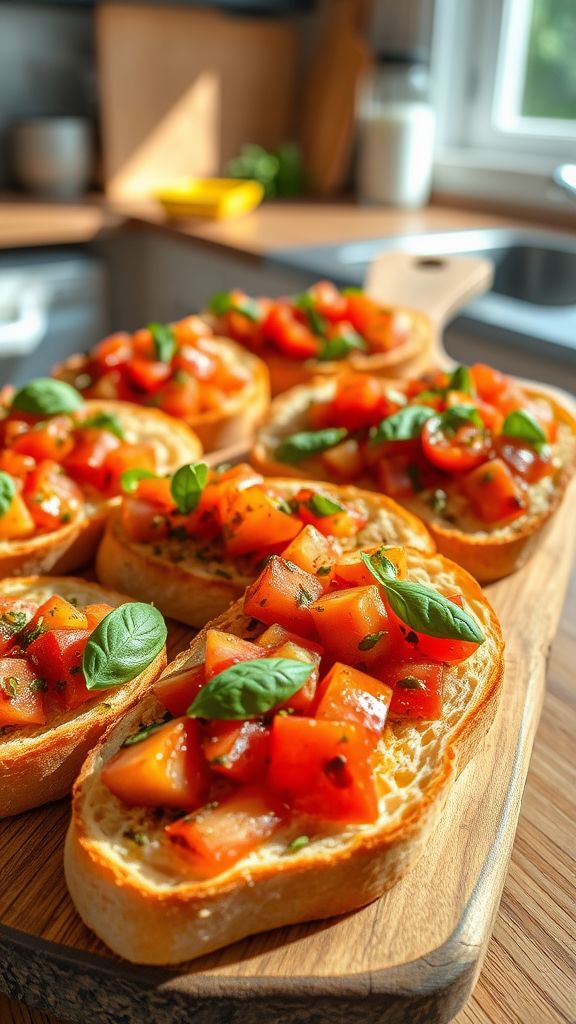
xmin=431 ymin=0 xmax=576 ymax=206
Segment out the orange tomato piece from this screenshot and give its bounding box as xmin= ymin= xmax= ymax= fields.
xmin=23 ymin=461 xmax=83 ymax=531
xmin=331 ymin=545 xmax=406 ymax=588
xmin=27 ymin=628 xmax=92 ymax=710
xmin=30 ymin=595 xmax=88 ymax=632
xmin=92 ymin=332 xmax=132 ymax=370
xmin=0 ymin=598 xmax=36 ymax=655
xmin=121 ymin=496 xmax=170 ymax=544
xmin=84 ymin=603 xmax=114 ymax=630
xmin=102 ymin=442 xmax=156 ymax=496
xmin=204 ymin=629 xmax=266 ymax=681
xmin=63 ymin=428 xmax=121 ymax=490
xmin=165 ymin=786 xmax=286 ymax=877
xmin=243 ymin=557 xmax=324 ymax=638
xmin=321 ymin=438 xmax=364 ymax=480
xmin=0 ymin=492 xmax=35 ymax=540
xmin=293 ymin=487 xmax=367 ymax=538
xmin=461 ymin=457 xmax=527 ymax=524
xmin=202 ymin=721 xmax=271 ymax=782
xmin=0 ymin=450 xmax=35 ymax=478
xmin=223 ymin=485 xmax=301 ymax=558
xmin=255 ymin=622 xmax=324 ymax=656
xmin=315 ymin=662 xmax=392 ymax=736
xmin=0 ymin=658 xmax=47 ymax=727
xmin=279 ymin=524 xmax=340 ymax=584
xmin=123 ymin=359 xmax=171 ymax=394
xmin=379 ymin=661 xmax=444 ymax=720
xmin=102 ymin=718 xmax=210 ymax=809
xmin=153 ymin=663 xmax=205 ymax=717
xmin=309 ymin=585 xmax=393 ymax=667
xmin=268 ymin=717 xmax=379 ymax=824
xmin=268 ymin=639 xmax=321 ymax=713
xmin=12 ymin=416 xmax=74 ymax=462
xmin=154 ymin=375 xmax=200 ymax=418
xmin=326 ymin=373 xmax=388 ymax=432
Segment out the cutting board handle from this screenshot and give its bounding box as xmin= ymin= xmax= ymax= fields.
xmin=364 ymin=251 xmax=493 ymax=328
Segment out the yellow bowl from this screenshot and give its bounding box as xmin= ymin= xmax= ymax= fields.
xmin=154 ymin=178 xmax=264 ymax=220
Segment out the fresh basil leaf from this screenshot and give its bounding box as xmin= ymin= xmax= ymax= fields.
xmin=361 ymin=549 xmax=484 ymax=643
xmin=11 ymin=378 xmax=83 ymax=417
xmin=447 ymin=365 xmax=473 ymax=395
xmin=305 ymin=492 xmax=345 ymax=517
xmin=148 ymin=322 xmax=176 ymax=363
xmin=358 ymin=630 xmax=387 ymax=651
xmin=170 ymin=462 xmax=209 ymax=515
xmin=318 ymin=328 xmax=366 ymax=362
xmin=275 ymin=428 xmax=348 ymax=464
xmin=83 ymin=603 xmax=167 ymax=690
xmin=369 ymin=405 xmax=434 ymax=445
xmin=440 ymin=405 xmax=484 ymax=431
xmin=293 ymin=293 xmax=328 ymax=337
xmin=501 ymin=409 xmax=547 ymax=448
xmin=208 ymin=291 xmax=260 ymax=322
xmin=80 ymin=411 xmax=126 ymax=439
xmin=120 ymin=468 xmax=158 ymax=494
xmin=187 ymin=657 xmax=312 ymax=719
xmin=0 ymin=471 xmax=16 ymax=517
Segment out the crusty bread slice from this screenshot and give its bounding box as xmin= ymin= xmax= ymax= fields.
xmin=54 ymin=337 xmax=271 ymax=453
xmin=95 ymin=479 xmax=435 ymax=627
xmin=65 ymin=549 xmax=504 ymax=965
xmin=0 ymin=399 xmax=202 ymax=579
xmin=251 ymin=378 xmax=576 ymax=583
xmin=203 ymin=308 xmax=432 ymax=396
xmin=0 ymin=576 xmax=167 ymax=818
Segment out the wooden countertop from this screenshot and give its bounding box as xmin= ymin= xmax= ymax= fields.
xmin=0 ymin=194 xmax=550 ymax=259
xmin=1 ymin=555 xmax=574 ymax=1024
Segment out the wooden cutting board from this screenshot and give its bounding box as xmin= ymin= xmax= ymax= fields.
xmin=0 ymin=474 xmax=574 ymax=1024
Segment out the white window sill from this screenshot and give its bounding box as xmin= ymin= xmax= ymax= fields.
xmin=433 ymin=149 xmax=574 ymax=211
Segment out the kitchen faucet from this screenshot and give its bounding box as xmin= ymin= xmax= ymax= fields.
xmin=553 ymin=164 xmax=576 ymax=204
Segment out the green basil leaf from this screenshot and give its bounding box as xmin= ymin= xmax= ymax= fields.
xmin=369 ymin=405 xmax=434 ymax=444
xmin=208 ymin=291 xmax=260 ymax=322
xmin=440 ymin=405 xmax=484 ymax=431
xmin=358 ymin=630 xmax=387 ymax=651
xmin=83 ymin=603 xmax=167 ymax=690
xmin=0 ymin=471 xmax=16 ymax=517
xmin=120 ymin=468 xmax=158 ymax=494
xmin=318 ymin=328 xmax=366 ymax=362
xmin=11 ymin=378 xmax=83 ymax=417
xmin=501 ymin=409 xmax=547 ymax=448
xmin=275 ymin=427 xmax=348 ymax=464
xmin=187 ymin=657 xmax=312 ymax=719
xmin=361 ymin=549 xmax=484 ymax=643
xmin=305 ymin=492 xmax=344 ymax=517
xmin=80 ymin=411 xmax=126 ymax=439
xmin=148 ymin=322 xmax=176 ymax=363
xmin=447 ymin=365 xmax=473 ymax=394
xmin=294 ymin=293 xmax=328 ymax=337
xmin=170 ymin=462 xmax=209 ymax=515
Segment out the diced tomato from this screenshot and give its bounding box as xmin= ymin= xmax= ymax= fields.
xmin=255 ymin=623 xmax=324 ymax=656
xmin=0 ymin=657 xmax=47 ymax=727
xmin=305 ymin=281 xmax=348 ymax=322
xmin=0 ymin=450 xmax=35 ymax=478
xmin=209 ymin=355 xmax=248 ymax=394
xmin=153 ymin=663 xmax=204 ymax=717
xmin=279 ymin=524 xmax=340 ymax=584
xmin=379 ymin=661 xmax=444 ymax=720
xmin=0 ymin=418 xmax=31 ymax=449
xmin=268 ymin=717 xmax=379 ymax=824
xmin=204 ymin=629 xmax=266 ymax=681
xmin=325 ymin=374 xmax=390 ymax=432
xmin=385 ymin=606 xmax=481 ymax=665
xmin=0 ymin=492 xmax=36 ymax=540
xmin=344 ymin=292 xmax=381 ymax=335
xmin=461 ymin=457 xmax=527 ymax=524
xmin=120 ymin=496 xmax=170 ymax=544
xmin=223 ymin=486 xmax=301 ymax=558
xmin=202 ymin=720 xmax=271 ymax=782
xmin=262 ymin=303 xmax=319 ymax=359
xmin=131 ymin=328 xmax=155 ymax=359
xmin=122 ymin=359 xmax=171 ymax=394
xmin=363 ymin=309 xmax=405 ymax=352
xmin=102 ymin=442 xmax=156 ymax=496
xmin=421 ymin=416 xmax=492 ymax=474
xmin=292 ymin=487 xmax=366 ymax=539
xmin=102 ymin=718 xmax=210 ymax=809
xmin=524 ymin=398 xmax=558 ymax=443
xmin=216 ymin=465 xmax=269 ymax=523
xmin=496 ymin=438 xmax=554 ymax=483
xmin=153 ymin=375 xmax=200 ymax=418
xmin=92 ymin=332 xmax=132 ymax=370
xmin=321 ymin=438 xmax=364 ymax=480
xmin=84 ymin=603 xmax=114 ymax=630
xmin=309 ymin=585 xmax=393 ymax=667
xmin=27 ymin=628 xmax=92 ymax=710
xmin=470 ymin=363 xmax=507 ymax=403
xmin=376 ymin=456 xmax=420 ymax=498
xmin=63 ymin=428 xmax=121 ymax=490
xmin=315 ymin=662 xmax=392 ymax=736
xmin=173 ymin=345 xmax=215 ymax=381
xmin=134 ymin=477 xmax=173 ymax=507
xmin=269 ymin=639 xmax=321 ymax=712
xmin=12 ymin=416 xmax=74 ymax=462
xmin=331 ymin=545 xmax=407 ymax=588
xmin=165 ymin=786 xmax=286 ymax=877
xmin=23 ymin=460 xmax=83 ymax=531
xmin=243 ymin=557 xmax=324 ymax=638
xmin=0 ymin=598 xmax=35 ymax=655
xmin=29 ymin=595 xmax=88 ymax=632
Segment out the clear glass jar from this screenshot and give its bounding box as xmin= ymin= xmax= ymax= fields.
xmin=357 ymin=53 xmax=435 ymax=208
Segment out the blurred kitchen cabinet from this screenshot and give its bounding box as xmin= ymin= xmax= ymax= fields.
xmin=96 ymin=3 xmax=298 ymax=198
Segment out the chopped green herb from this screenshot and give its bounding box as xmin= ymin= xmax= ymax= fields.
xmin=358 ymin=630 xmax=386 ymax=652
xmin=286 ymin=835 xmax=310 ymax=854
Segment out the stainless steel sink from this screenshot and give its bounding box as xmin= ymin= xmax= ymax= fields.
xmin=266 ymin=228 xmax=576 ymax=374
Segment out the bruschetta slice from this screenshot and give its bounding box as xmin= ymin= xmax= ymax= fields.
xmin=95 ymin=460 xmax=434 ymax=627
xmin=252 ymin=363 xmax=576 ymax=582
xmin=0 ymin=378 xmax=202 ymax=576
xmin=65 ymin=542 xmax=503 ymax=965
xmin=52 ymin=315 xmax=270 ymax=451
xmin=203 ymin=282 xmax=431 ymax=394
xmin=0 ymin=576 xmax=167 ymax=817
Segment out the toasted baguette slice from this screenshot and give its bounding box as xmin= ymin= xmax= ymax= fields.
xmin=203 ymin=308 xmax=431 ymax=396
xmin=95 ymin=479 xmax=435 ymax=627
xmin=54 ymin=336 xmax=270 ymax=453
xmin=0 ymin=399 xmax=202 ymax=578
xmin=252 ymin=378 xmax=576 ymax=583
xmin=65 ymin=549 xmax=504 ymax=965
xmin=0 ymin=576 xmax=167 ymax=818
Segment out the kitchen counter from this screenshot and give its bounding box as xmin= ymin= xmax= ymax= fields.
xmin=1 ymin=557 xmax=573 ymax=1024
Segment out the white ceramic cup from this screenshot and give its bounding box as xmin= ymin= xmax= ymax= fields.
xmin=11 ymin=117 xmax=93 ymax=197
